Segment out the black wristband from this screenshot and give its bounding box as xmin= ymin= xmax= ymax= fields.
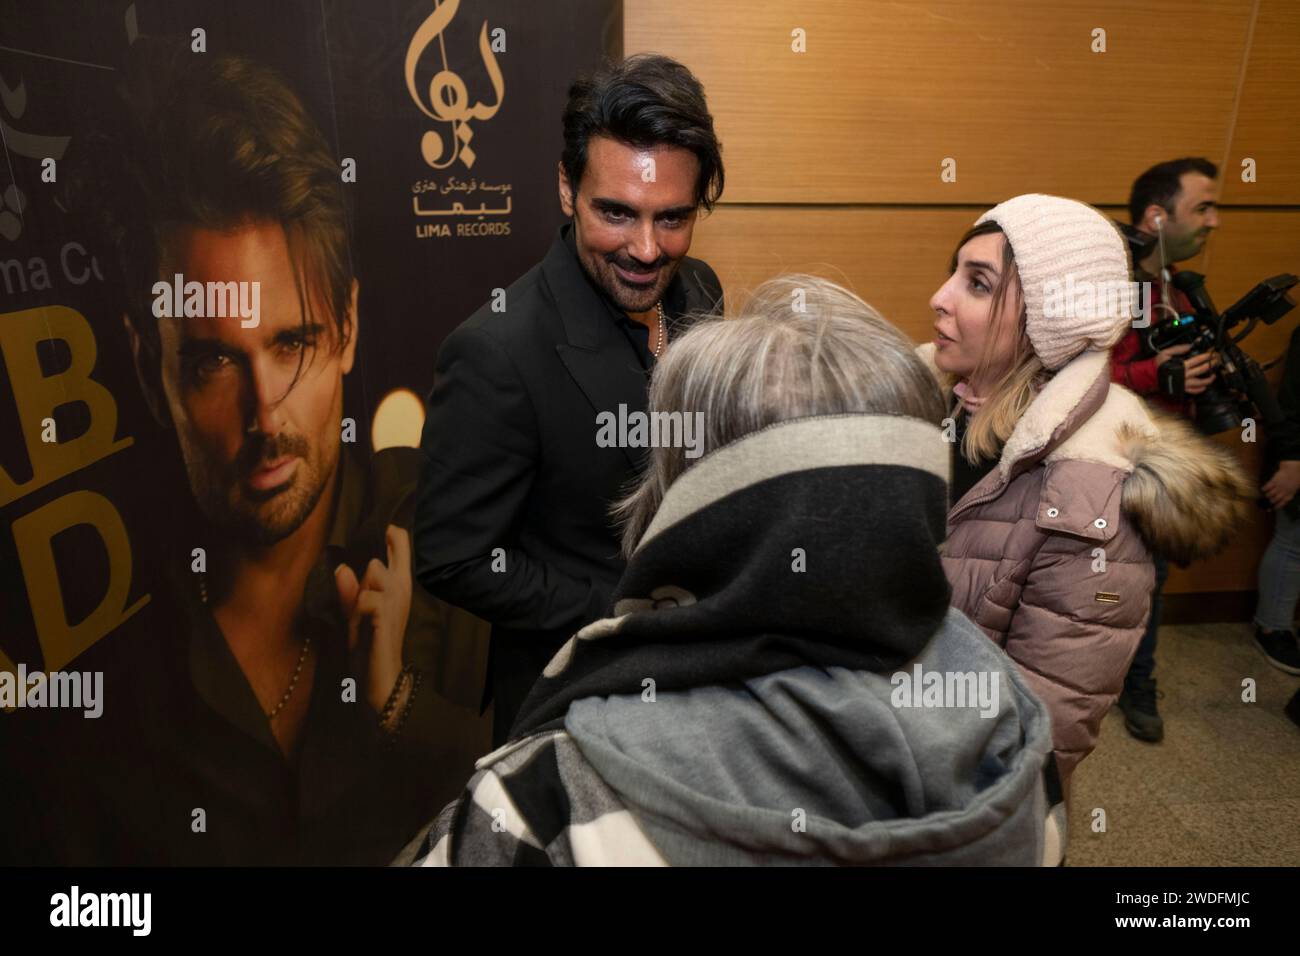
xmin=1158 ymin=357 xmax=1186 ymax=398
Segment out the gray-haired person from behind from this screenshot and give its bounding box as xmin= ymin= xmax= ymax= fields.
xmin=403 ymin=276 xmax=1065 ymax=866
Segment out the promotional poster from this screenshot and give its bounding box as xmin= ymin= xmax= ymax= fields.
xmin=1 ymin=0 xmax=619 ymax=866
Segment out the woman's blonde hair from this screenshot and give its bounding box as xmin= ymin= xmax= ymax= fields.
xmin=612 ymin=274 xmax=946 ymax=557
xmin=943 ymin=221 xmax=1052 ymax=464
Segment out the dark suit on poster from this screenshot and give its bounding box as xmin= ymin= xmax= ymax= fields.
xmin=415 ymin=223 xmax=723 ymax=744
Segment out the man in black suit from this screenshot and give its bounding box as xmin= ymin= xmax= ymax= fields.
xmin=415 ymin=54 xmax=725 ymax=744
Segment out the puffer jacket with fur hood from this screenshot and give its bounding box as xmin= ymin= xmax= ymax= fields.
xmin=919 ymin=343 xmax=1253 ymax=790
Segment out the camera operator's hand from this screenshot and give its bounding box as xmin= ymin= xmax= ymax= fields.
xmin=1157 ymin=344 xmax=1218 ymax=395
xmin=1155 ymin=342 xmax=1192 ymax=367
xmin=1263 ymin=460 xmax=1300 ymax=510
xmin=1183 ymin=351 xmax=1218 ymax=395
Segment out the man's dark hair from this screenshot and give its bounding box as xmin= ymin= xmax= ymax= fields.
xmin=561 ymin=53 xmax=724 ymax=212
xmin=79 ymin=38 xmax=353 ymax=386
xmin=1128 ymin=157 xmax=1218 ymax=225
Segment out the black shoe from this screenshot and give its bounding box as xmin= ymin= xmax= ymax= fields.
xmin=1255 ymin=627 xmax=1300 ymax=676
xmin=1118 ymin=678 xmax=1164 ymax=742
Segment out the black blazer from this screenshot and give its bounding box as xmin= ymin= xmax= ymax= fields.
xmin=415 ymin=224 xmax=723 ymax=741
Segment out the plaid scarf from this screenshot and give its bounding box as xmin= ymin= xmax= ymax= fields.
xmin=510 ymin=413 xmax=952 ymax=738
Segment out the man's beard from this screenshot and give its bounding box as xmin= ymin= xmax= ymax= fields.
xmin=183 ymin=430 xmax=334 ymax=548
xmin=1166 ymin=220 xmax=1209 ymax=262
xmin=582 ymin=247 xmax=680 ymax=313
xmin=1183 ymin=230 xmax=1211 ymax=258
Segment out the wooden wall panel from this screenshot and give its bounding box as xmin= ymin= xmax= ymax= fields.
xmin=690 ymin=203 xmax=1194 ymax=342
xmin=1219 ymin=0 xmax=1300 ymax=204
xmin=626 ymin=0 xmax=1253 ymax=204
xmin=1204 ymin=209 xmax=1300 ymax=365
xmin=689 ymin=205 xmax=980 ymax=342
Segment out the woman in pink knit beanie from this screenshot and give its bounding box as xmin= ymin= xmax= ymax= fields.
xmin=918 ymin=193 xmax=1251 ymax=796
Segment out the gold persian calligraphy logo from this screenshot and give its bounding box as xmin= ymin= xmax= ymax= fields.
xmin=406 ymin=0 xmax=513 ymax=237
xmin=404 ymin=0 xmax=504 ymax=170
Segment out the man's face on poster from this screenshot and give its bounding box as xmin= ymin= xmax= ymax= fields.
xmin=150 ymin=221 xmax=356 ymax=547
xmin=559 ymin=135 xmax=701 ymax=314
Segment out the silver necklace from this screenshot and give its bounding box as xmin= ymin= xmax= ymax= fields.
xmin=653 ymin=302 xmax=666 ymax=358
xmin=266 ymin=636 xmax=311 ymax=721
xmin=199 ymin=571 xmax=312 ymax=721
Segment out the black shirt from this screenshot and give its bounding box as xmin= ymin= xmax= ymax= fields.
xmin=950 ymin=410 xmax=1001 ymax=506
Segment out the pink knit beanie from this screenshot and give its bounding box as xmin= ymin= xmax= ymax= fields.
xmin=975 ymin=194 xmax=1134 ymax=371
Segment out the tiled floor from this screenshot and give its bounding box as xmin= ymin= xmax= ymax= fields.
xmin=1067 ymin=621 xmax=1300 ymax=865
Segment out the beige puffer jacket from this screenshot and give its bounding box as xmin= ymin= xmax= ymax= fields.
xmin=919 ymin=344 xmax=1252 ymax=791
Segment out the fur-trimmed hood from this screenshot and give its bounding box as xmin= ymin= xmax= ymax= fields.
xmin=918 ymin=343 xmax=1254 ymax=566
xmin=1118 ymin=412 xmax=1254 ymax=566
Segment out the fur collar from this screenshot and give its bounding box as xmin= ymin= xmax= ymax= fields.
xmin=1118 ymin=412 xmax=1254 ymax=564
xmin=917 ymin=342 xmax=1254 ymax=564
xmin=1000 ymin=350 xmax=1149 ymax=476
xmin=916 ymin=343 xmax=1157 ymax=476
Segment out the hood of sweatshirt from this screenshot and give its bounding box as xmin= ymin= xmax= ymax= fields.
xmin=565 ymin=608 xmax=1060 ymax=866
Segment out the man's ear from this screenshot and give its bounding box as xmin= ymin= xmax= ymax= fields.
xmin=122 ymin=314 xmax=170 ymax=429
xmin=1141 ymin=203 xmax=1167 ymax=234
xmin=340 ymin=279 xmax=359 ymax=376
xmin=557 ymin=161 xmax=575 ymax=217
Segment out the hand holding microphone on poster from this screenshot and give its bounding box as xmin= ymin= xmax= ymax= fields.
xmin=335 ymin=525 xmax=420 ymax=734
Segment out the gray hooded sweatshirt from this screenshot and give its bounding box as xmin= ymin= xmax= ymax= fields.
xmin=564 ymin=609 xmax=1062 ymax=866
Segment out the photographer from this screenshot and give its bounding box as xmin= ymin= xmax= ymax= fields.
xmin=1111 ymin=157 xmax=1221 ymax=743
xmin=1254 ymin=324 xmax=1300 ymax=675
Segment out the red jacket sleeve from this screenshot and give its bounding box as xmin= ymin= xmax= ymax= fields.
xmin=1110 ymin=329 xmax=1159 ymax=396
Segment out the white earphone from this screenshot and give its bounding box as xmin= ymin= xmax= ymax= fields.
xmin=1151 ymin=211 xmax=1174 ymax=314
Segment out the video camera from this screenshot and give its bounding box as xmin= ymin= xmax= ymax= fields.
xmin=1139 ymin=271 xmax=1298 ymax=435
